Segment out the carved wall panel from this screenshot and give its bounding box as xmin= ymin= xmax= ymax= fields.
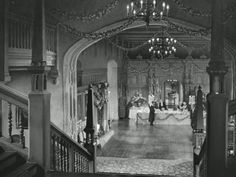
xmin=127 ymin=59 xmax=211 ymax=104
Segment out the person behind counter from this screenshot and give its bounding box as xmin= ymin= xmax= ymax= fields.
xmin=159 ymin=99 xmax=168 ymax=110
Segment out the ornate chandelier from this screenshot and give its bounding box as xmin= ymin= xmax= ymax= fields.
xmin=126 ymin=0 xmax=170 ymax=26
xmin=148 ymin=32 xmax=177 ymax=59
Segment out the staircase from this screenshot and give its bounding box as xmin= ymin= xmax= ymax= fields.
xmin=0 ymin=145 xmax=43 ymax=177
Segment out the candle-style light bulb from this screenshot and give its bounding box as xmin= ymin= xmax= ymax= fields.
xmin=127 ymin=5 xmax=130 ymax=16
xmin=131 ymin=2 xmax=134 ymax=11
xmin=166 ymin=4 xmax=169 ymax=15
xmin=162 ymin=2 xmax=166 ymax=10
xmin=160 ymin=11 xmax=163 ymax=19
xmin=153 ymin=0 xmax=156 ymax=8
xmin=140 ymin=0 xmax=143 ymax=9
xmin=133 ymin=9 xmax=136 ymax=15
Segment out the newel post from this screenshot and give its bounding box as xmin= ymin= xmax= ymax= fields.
xmin=206 ymin=0 xmax=228 ymax=176
xmin=28 ymin=0 xmax=51 ymax=172
xmin=84 ymin=85 xmax=96 ymax=173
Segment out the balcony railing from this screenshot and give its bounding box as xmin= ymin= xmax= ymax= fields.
xmin=7 ymin=13 xmax=57 ymax=68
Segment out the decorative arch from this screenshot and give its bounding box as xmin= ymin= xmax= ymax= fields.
xmin=62 ymin=18 xmax=236 ymax=133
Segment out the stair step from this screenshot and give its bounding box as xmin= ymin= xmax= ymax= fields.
xmin=5 ymin=162 xmax=44 ymax=177
xmin=0 ymin=151 xmax=26 ymax=175
xmin=48 ymin=171 xmax=175 ymax=177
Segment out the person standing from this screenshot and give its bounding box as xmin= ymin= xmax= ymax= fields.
xmin=149 ymin=102 xmax=155 ymax=126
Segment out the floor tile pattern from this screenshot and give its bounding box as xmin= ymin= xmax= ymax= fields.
xmin=97 ymin=157 xmax=193 ymax=177
xmin=97 ymin=119 xmax=193 ymax=176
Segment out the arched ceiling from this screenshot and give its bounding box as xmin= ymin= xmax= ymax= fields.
xmin=9 ymin=0 xmax=236 ymax=57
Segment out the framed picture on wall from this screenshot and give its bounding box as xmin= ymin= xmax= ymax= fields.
xmin=15 ymin=107 xmax=28 ymax=129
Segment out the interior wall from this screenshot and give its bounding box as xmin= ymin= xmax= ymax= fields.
xmin=126 ymin=58 xmax=235 ymax=104
xmin=127 ymin=58 xmax=210 ymax=104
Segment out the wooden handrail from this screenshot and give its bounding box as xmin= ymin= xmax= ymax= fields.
xmin=0 ymin=83 xmax=28 ymax=110
xmin=195 ymin=138 xmax=206 ymax=165
xmin=229 ymin=99 xmax=236 ymax=116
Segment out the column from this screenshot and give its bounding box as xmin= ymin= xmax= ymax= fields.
xmin=0 ymin=0 xmax=11 ymax=82
xmin=28 ymin=0 xmax=51 ymax=172
xmin=206 ymin=0 xmax=228 ymax=176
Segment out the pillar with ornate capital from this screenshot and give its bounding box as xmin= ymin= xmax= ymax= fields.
xmin=28 ymin=0 xmax=51 ymax=172
xmin=206 ymin=0 xmax=228 ymax=176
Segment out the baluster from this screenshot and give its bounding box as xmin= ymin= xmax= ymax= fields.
xmin=80 ymin=153 xmax=83 ymax=172
xmin=17 ymin=20 xmax=20 ymax=48
xmin=12 ymin=20 xmax=16 ymax=48
xmin=62 ymin=140 xmax=66 ymax=172
xmin=46 ymin=28 xmax=48 ymax=51
xmin=65 ymin=143 xmax=68 ymax=172
xmin=74 ymin=151 xmax=77 ymax=172
xmin=20 ymin=108 xmax=25 ymax=148
xmin=29 ymin=25 xmax=32 ymax=49
xmin=56 ymin=136 xmax=60 ymax=171
xmin=60 ymin=139 xmax=63 ymax=171
xmin=71 ymin=147 xmax=75 ymax=172
xmin=66 ymin=144 xmax=69 ymax=172
xmin=51 ymin=133 xmax=56 ymax=170
xmin=23 ymin=23 xmax=26 ymax=49
xmin=61 ymin=139 xmax=64 ymax=171
xmin=8 ymin=103 xmax=13 ymax=143
xmin=8 ymin=19 xmax=12 ymax=48
xmin=15 ymin=20 xmax=18 ymax=48
xmin=26 ymin=24 xmax=30 ymax=49
xmin=52 ymin=30 xmax=55 ymax=52
xmin=60 ymin=138 xmax=63 ymax=171
xmin=57 ymin=136 xmax=60 ymax=171
xmin=54 ymin=135 xmax=58 ymax=170
xmin=81 ymin=155 xmax=84 ymax=172
xmin=20 ymin=22 xmax=23 ymax=48
xmin=19 ymin=21 xmax=22 ymax=48
xmin=76 ymin=152 xmax=79 ymax=172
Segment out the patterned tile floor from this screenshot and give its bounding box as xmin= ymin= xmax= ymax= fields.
xmin=97 ymin=157 xmax=193 ymax=177
xmin=97 ymin=119 xmax=193 ymax=176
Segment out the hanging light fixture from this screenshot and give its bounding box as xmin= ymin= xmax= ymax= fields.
xmin=127 ymin=0 xmax=170 ymax=26
xmin=148 ymin=29 xmax=177 ymax=59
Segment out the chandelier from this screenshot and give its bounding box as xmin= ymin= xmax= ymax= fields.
xmin=126 ymin=0 xmax=170 ymax=26
xmin=148 ymin=32 xmax=177 ymax=59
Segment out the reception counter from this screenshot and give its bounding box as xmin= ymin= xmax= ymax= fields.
xmin=129 ymin=106 xmax=190 ymax=125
